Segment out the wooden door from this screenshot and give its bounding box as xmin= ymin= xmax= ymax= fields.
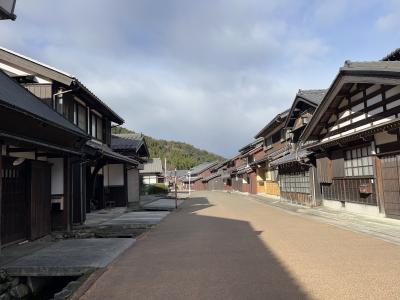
xmin=30 ymin=161 xmax=51 ymax=240
xmin=381 ymin=155 xmax=400 ymax=218
xmin=72 ymin=162 xmax=86 ymax=224
xmin=250 ymin=173 xmax=257 ymax=194
xmin=1 ymin=158 xmax=29 ymax=245
xmin=94 ymin=174 xmax=104 ymax=209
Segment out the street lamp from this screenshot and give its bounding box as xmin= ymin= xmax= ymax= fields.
xmin=0 ymin=0 xmax=17 ymax=21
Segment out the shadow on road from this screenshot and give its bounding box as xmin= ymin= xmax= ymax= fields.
xmin=81 ymin=196 xmax=310 ymax=299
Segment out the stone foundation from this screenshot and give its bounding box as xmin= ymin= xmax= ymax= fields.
xmin=0 ymin=270 xmax=31 ymax=299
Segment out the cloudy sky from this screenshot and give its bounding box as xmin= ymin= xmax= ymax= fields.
xmin=1 ymin=0 xmax=400 ymax=157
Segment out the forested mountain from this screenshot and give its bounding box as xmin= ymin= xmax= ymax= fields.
xmin=112 ymin=127 xmax=225 ymax=170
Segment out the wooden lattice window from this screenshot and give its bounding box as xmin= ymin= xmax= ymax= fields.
xmin=344 ymin=146 xmax=373 ymax=177
xmin=280 ymin=171 xmax=310 ymax=193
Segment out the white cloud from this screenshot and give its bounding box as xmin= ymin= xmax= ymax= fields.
xmin=312 ymin=0 xmax=349 ymax=24
xmin=1 ymin=0 xmax=335 ymax=157
xmin=376 ymin=12 xmax=400 ymax=31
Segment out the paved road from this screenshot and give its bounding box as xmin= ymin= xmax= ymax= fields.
xmin=81 ymin=192 xmax=400 ymax=300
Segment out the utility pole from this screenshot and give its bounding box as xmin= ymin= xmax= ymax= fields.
xmin=174 ymin=168 xmax=178 ymax=209
xmin=188 ymin=171 xmax=191 ymax=197
xmin=164 ymin=157 xmax=167 ymax=186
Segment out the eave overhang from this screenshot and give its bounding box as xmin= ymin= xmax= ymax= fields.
xmin=85 ymin=140 xmax=139 ymax=166
xmin=304 ymin=118 xmax=400 ymax=151
xmin=300 ymin=62 xmax=400 ymax=145
xmin=283 ymin=90 xmax=325 ymax=129
xmin=0 ymin=130 xmax=82 ymax=156
xmin=254 ymin=110 xmax=289 ymax=139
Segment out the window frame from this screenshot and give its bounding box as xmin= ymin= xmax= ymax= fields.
xmin=265 ymin=136 xmax=273 ymax=150
xmin=344 ymin=145 xmax=374 ymax=177
xmin=75 ymin=102 xmax=88 ymax=133
xmin=90 ymin=112 xmax=104 ymax=142
xmin=280 ymin=171 xmax=310 ymax=194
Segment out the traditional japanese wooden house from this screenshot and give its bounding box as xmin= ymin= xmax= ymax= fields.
xmin=229 ymin=154 xmax=243 ymax=192
xmin=301 ymin=60 xmax=400 ymax=218
xmin=166 ymin=170 xmax=188 ymax=190
xmin=0 ymin=47 xmax=139 ymax=222
xmin=111 ymin=133 xmax=149 ymax=209
xmin=202 ymin=160 xmax=229 ymax=191
xmin=271 ymin=90 xmax=326 ymax=206
xmin=140 ymin=158 xmax=164 ymax=185
xmin=0 ymin=69 xmax=89 ymax=246
xmin=183 ymin=161 xmax=218 ymax=191
xmin=237 ymin=138 xmax=264 ymax=194
xmin=253 ymin=110 xmax=290 ymax=198
xmin=222 ymin=159 xmax=236 ymax=191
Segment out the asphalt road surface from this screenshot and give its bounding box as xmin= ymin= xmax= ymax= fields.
xmin=81 ymin=191 xmax=400 ymax=300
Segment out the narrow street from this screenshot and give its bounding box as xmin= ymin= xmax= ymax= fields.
xmin=81 ymin=192 xmax=400 ymax=300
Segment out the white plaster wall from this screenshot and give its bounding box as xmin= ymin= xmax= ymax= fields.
xmin=104 ymin=164 xmax=124 ymax=186
xmin=143 ymin=176 xmax=157 ymax=185
xmin=48 ymin=158 xmax=64 ymax=195
xmin=375 ymin=132 xmax=398 ymax=145
xmin=322 ymin=199 xmax=343 ymax=210
xmin=322 ymin=199 xmax=380 ymax=217
xmin=103 ymin=165 xmax=109 ymax=186
xmin=9 ymin=152 xmax=35 ymax=160
xmin=127 ymin=168 xmax=140 ymax=204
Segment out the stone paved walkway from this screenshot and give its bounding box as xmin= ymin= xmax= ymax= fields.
xmin=4 ymin=239 xmax=134 ymax=277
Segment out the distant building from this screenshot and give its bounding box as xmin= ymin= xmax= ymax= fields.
xmin=140 ymin=158 xmax=164 ymax=184
xmin=111 ymin=133 xmax=150 ymax=209
xmin=165 ymin=170 xmax=188 ymax=188
xmin=183 ymin=161 xmax=219 ymax=190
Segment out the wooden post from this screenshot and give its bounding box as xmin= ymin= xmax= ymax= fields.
xmin=374 ymin=155 xmax=385 ymax=214
xmin=64 ymin=156 xmax=71 ymax=232
xmin=124 ymin=164 xmax=128 ymax=207
xmin=0 ymin=141 xmax=2 ymax=251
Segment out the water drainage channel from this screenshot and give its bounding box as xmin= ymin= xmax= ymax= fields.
xmin=0 ymin=273 xmax=84 ymax=300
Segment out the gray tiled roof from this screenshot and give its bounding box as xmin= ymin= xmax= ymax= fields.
xmin=140 ymin=158 xmax=163 ymax=174
xmin=254 ymin=109 xmax=290 ymax=139
xmin=85 ymin=140 xmax=139 ymax=165
xmin=165 ymin=170 xmax=188 ymax=178
xmin=202 ymin=173 xmax=221 ymax=182
xmin=111 ymin=133 xmax=144 ymax=151
xmin=182 ymin=176 xmax=200 ymax=183
xmin=297 ymin=89 xmax=327 ymax=105
xmin=211 ymin=159 xmax=230 ymax=171
xmin=189 ymin=161 xmax=218 ymax=176
xmin=0 ymin=70 xmax=87 ymax=137
xmin=270 ymin=149 xmax=311 ymax=166
xmin=341 ymin=60 xmax=400 ymax=72
xmin=238 ymin=137 xmax=264 ymax=153
xmin=0 ymin=47 xmax=124 ymax=124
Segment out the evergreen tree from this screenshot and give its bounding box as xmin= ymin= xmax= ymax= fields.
xmin=112 ymin=126 xmax=225 ymax=170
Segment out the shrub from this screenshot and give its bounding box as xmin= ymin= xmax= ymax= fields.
xmin=143 ymin=183 xmax=169 ymax=195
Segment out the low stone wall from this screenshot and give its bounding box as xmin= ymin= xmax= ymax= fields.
xmin=0 ymin=270 xmax=30 ymax=299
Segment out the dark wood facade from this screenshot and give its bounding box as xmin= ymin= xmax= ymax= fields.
xmin=300 ymin=61 xmax=400 ymax=218
xmin=252 ymin=111 xmax=289 ymax=197
xmin=0 ymin=68 xmax=88 ymax=246
xmin=379 ymin=154 xmax=400 ymax=218
xmin=0 ymin=48 xmax=140 ymax=226
xmin=0 ymin=47 xmax=139 ymax=247
xmin=269 ymin=90 xmax=325 ymax=206
xmin=279 ymin=164 xmax=312 ymax=205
